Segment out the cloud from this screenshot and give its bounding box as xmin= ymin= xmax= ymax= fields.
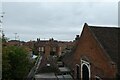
xmin=2 ymin=2 xmax=118 ymax=41
xmin=2 ymin=0 xmax=119 ymax=2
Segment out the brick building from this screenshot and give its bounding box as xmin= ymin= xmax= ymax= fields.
xmin=62 ymin=23 xmax=119 ymax=80
xmin=7 ymin=40 xmax=22 ymax=46
xmin=34 ymin=38 xmax=75 ymax=57
xmin=6 ymin=38 xmax=75 ymax=57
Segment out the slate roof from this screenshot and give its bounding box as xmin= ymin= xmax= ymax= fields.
xmin=36 ymin=55 xmax=59 ymax=74
xmin=88 ymin=26 xmax=120 ymax=74
xmin=62 ymin=23 xmax=120 ymax=75
xmin=88 ymin=26 xmax=119 ymax=64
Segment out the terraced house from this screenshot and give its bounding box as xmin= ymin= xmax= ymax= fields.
xmin=62 ymin=23 xmax=120 ymax=80
xmin=34 ymin=38 xmax=75 ymax=57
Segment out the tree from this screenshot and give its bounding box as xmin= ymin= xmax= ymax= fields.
xmin=2 ymin=46 xmax=32 ymax=80
xmin=2 ymin=31 xmax=9 ymax=43
xmin=2 ymin=46 xmax=12 ymax=79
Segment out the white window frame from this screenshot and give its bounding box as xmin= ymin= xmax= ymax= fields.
xmin=95 ymin=76 xmax=102 ymax=80
xmin=81 ymin=59 xmax=91 ymax=80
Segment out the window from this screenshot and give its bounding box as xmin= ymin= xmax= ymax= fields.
xmin=41 ymin=47 xmax=44 ymax=52
xmin=81 ymin=60 xmax=90 ymax=80
xmin=82 ymin=64 xmax=89 ymax=80
xmin=76 ymin=64 xmax=80 ymax=79
xmin=52 ymin=47 xmax=56 ymax=52
xmin=38 ymin=47 xmax=44 ymax=52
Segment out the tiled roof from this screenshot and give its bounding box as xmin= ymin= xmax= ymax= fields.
xmin=62 ymin=23 xmax=120 ymax=74
xmin=89 ymin=26 xmax=119 ymax=64
xmin=36 ymin=55 xmax=59 ymax=74
xmin=89 ymin=26 xmax=120 ymax=74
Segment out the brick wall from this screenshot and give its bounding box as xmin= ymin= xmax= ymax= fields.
xmin=63 ymin=24 xmax=117 ymax=79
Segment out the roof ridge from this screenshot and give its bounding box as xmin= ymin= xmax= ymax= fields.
xmin=88 ymin=26 xmax=119 ymax=28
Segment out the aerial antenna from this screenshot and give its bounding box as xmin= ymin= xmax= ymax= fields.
xmin=14 ymin=33 xmax=17 ymax=40
xmin=0 ymin=12 xmax=5 ymax=31
xmin=17 ymin=35 xmax=20 ymax=41
xmin=0 ymin=12 xmax=5 ymax=24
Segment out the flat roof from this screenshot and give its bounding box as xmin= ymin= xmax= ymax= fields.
xmin=35 ymin=73 xmax=57 ymax=78
xmin=56 ymin=75 xmax=64 ymax=79
xmin=56 ymin=74 xmax=73 ymax=80
xmin=59 ymin=67 xmax=70 ymax=72
xmin=63 ymin=74 xmax=73 ymax=79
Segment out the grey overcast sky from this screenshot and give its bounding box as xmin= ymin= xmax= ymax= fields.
xmin=1 ymin=0 xmax=119 ymax=41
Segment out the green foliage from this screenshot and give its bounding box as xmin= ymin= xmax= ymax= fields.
xmin=32 ymin=48 xmax=38 ymax=55
xmin=2 ymin=47 xmax=11 ymax=79
xmin=2 ymin=46 xmax=33 ymax=80
xmin=57 ymin=56 xmax=62 ymax=61
xmin=50 ymin=51 xmax=55 ymax=55
xmin=2 ymin=32 xmax=9 ymax=43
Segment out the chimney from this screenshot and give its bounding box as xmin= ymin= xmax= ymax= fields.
xmin=75 ymin=35 xmax=79 ymax=41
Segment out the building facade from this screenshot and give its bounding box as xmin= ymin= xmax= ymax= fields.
xmin=34 ymin=38 xmax=75 ymax=57
xmin=63 ymin=23 xmax=119 ymax=80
